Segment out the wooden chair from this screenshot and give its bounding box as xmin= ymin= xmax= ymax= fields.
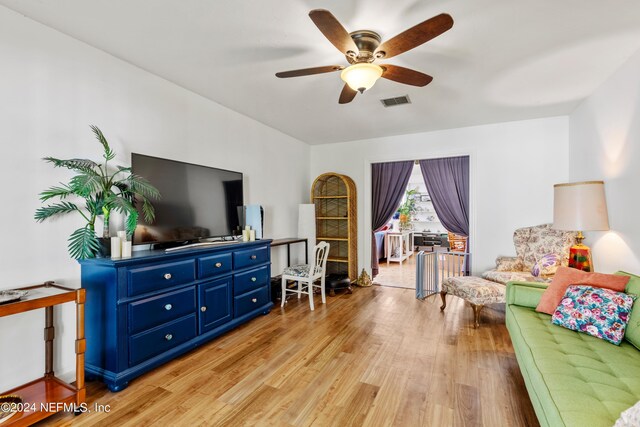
xmin=281 ymin=241 xmax=330 ymax=310
xmin=447 ymin=232 xmax=468 ymax=253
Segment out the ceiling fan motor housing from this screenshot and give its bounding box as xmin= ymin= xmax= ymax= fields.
xmin=348 ymin=30 xmax=382 ymax=63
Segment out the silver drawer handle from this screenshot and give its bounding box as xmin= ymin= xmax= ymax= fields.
xmin=251 ymin=298 xmax=257 ymax=303
xmin=164 ymin=273 xmax=172 ymax=280
xmin=201 ymin=306 xmax=207 ymax=312
xmin=165 ymin=334 xmax=173 ymax=341
xmin=250 ymin=255 xmax=257 ymax=260
xmin=251 ymin=277 xmax=257 ymax=282
xmin=215 ymin=262 xmax=222 ymax=268
xmin=164 ymin=304 xmax=173 ymax=311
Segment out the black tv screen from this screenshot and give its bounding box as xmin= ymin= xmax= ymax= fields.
xmin=131 ymin=153 xmax=243 ymax=245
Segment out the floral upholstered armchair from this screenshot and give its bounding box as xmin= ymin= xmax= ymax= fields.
xmin=482 ymin=224 xmax=577 ymax=285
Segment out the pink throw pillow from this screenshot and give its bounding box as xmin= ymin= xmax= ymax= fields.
xmin=536 ymin=266 xmax=630 ymax=315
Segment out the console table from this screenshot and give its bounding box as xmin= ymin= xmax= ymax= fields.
xmin=0 ymin=282 xmax=85 ymax=425
xmin=271 ymin=238 xmax=308 ymax=266
xmin=79 ymin=240 xmax=272 ymax=392
xmin=385 ymin=231 xmax=414 ymax=265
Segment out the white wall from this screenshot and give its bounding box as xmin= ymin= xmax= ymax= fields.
xmin=0 ymin=7 xmax=309 ymax=391
xmin=310 ymin=117 xmax=570 ymax=275
xmin=569 ymin=48 xmax=640 ymax=274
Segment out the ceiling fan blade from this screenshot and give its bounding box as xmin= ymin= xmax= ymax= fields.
xmin=381 ymin=65 xmax=433 ymax=87
xmin=339 ymin=84 xmax=357 ymax=104
xmin=309 ymin=9 xmax=359 ymax=56
xmin=375 ymin=13 xmax=453 ymax=60
xmin=276 ymin=65 xmax=344 ymax=78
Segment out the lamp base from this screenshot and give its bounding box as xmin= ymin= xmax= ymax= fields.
xmin=569 ymin=243 xmax=593 ymax=272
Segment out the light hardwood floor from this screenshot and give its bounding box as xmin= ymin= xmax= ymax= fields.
xmin=375 ymin=255 xmax=417 ymax=289
xmin=43 ymin=286 xmax=538 ymax=427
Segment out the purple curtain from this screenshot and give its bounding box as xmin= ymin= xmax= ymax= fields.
xmin=371 ymin=161 xmax=414 ymax=277
xmin=419 ymin=156 xmax=469 ymax=236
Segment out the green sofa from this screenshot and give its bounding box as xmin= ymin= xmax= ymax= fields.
xmin=506 ymin=280 xmax=640 ymax=427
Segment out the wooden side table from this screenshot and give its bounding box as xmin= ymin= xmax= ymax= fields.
xmin=0 ymin=281 xmax=85 ymax=426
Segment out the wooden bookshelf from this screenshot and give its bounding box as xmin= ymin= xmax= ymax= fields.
xmin=0 ymin=282 xmax=85 ymax=426
xmin=311 ymin=173 xmax=357 ymax=282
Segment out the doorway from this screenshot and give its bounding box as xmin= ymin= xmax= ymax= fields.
xmin=371 ymin=157 xmax=470 ymax=289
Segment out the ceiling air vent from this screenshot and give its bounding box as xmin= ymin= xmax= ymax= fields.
xmin=380 ymin=95 xmax=411 ymax=107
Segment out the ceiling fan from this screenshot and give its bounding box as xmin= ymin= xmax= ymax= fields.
xmin=276 ymin=9 xmax=454 ymax=104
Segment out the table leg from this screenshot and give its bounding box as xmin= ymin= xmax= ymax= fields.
xmin=76 ymin=289 xmax=86 ymax=405
xmin=44 ymin=306 xmax=54 ymax=377
xmin=287 ymin=244 xmax=291 ymax=267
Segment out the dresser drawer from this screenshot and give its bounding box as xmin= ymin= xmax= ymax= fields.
xmin=234 ymin=266 xmax=269 ymax=296
xmin=128 ymin=259 xmax=196 ymax=296
xmin=233 ymin=246 xmax=268 ymax=270
xmin=234 ymin=286 xmax=269 ymax=318
xmin=129 ymin=287 xmax=196 ymax=334
xmin=129 ymin=314 xmax=197 ymax=366
xmin=198 ymin=252 xmax=232 ymax=279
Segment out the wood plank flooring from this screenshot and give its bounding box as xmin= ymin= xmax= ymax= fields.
xmin=42 ymin=286 xmax=539 ymax=427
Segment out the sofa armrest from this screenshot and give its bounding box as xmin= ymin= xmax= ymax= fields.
xmin=506 ymin=281 xmax=548 ymax=309
xmin=496 ymin=256 xmax=524 ymax=271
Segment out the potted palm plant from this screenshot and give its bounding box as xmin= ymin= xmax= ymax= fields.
xmin=35 ymin=126 xmax=160 ymax=259
xmin=398 ymin=188 xmax=418 ymax=230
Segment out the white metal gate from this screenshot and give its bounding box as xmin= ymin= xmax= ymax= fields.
xmin=415 ymin=251 xmax=470 ymax=299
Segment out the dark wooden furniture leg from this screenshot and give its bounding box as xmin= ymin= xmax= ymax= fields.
xmin=76 ymin=289 xmax=86 ymax=406
xmin=44 ymin=306 xmax=54 ymax=377
xmin=471 ymin=303 xmax=483 ymax=329
xmin=440 ymin=291 xmax=447 ymax=311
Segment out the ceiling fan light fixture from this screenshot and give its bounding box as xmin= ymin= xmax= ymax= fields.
xmin=340 ymin=63 xmax=383 ymax=93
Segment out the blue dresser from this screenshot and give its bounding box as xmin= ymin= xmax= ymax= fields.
xmin=79 ymin=240 xmax=272 ymax=392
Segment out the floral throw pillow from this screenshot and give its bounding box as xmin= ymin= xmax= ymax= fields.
xmin=551 ymin=285 xmax=636 ymax=345
xmin=531 ymin=253 xmax=560 ymax=277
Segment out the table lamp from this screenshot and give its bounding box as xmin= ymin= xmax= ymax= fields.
xmin=553 ymin=181 xmax=609 ymax=272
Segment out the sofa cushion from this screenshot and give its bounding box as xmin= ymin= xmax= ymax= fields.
xmin=536 ymin=267 xmax=630 ymax=315
xmin=617 ymin=271 xmax=640 ymax=350
xmin=507 ymin=303 xmax=640 ymax=427
xmin=551 ymin=285 xmax=635 ymax=345
xmin=482 ymin=269 xmax=549 ymax=285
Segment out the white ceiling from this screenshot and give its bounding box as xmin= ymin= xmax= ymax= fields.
xmin=3 ymin=0 xmax=640 ymax=145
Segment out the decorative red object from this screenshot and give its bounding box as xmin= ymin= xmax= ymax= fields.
xmin=569 ymin=244 xmax=592 ymax=272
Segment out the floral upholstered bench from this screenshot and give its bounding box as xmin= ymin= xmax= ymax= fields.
xmin=440 ymin=276 xmax=506 ymax=328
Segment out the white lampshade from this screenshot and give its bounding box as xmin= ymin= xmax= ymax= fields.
xmin=553 ymin=181 xmax=609 ymax=231
xmin=340 ymin=63 xmax=383 ymax=93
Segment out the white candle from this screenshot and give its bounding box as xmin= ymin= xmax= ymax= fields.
xmin=117 ymin=230 xmax=126 ymax=240
xmin=242 ymin=230 xmax=250 ymax=242
xmin=111 ymin=237 xmax=122 ymax=258
xmin=245 ymin=225 xmax=251 ymax=231
xmin=121 ymin=241 xmax=132 ymax=257
xmin=249 ymin=229 xmax=256 ymax=241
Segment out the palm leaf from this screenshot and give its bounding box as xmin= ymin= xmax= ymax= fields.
xmin=70 ymin=173 xmax=103 ymax=197
xmin=142 ymin=198 xmax=155 ymax=223
xmin=68 ymin=226 xmax=100 ymax=259
xmin=90 ymin=125 xmax=115 ymax=161
xmin=34 ymin=202 xmax=79 ymax=222
xmin=44 ymin=157 xmax=99 ymax=174
xmin=105 ymin=196 xmax=136 ymax=215
xmin=39 ymin=185 xmax=75 ymax=202
xmin=125 ymin=210 xmax=139 ymax=237
xmin=126 ymin=174 xmax=160 ymax=199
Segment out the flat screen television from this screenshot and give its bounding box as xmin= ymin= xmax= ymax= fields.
xmin=131 ymin=153 xmax=243 ymax=246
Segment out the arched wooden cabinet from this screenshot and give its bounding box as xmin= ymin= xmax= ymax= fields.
xmin=311 ymin=173 xmax=357 ymax=282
